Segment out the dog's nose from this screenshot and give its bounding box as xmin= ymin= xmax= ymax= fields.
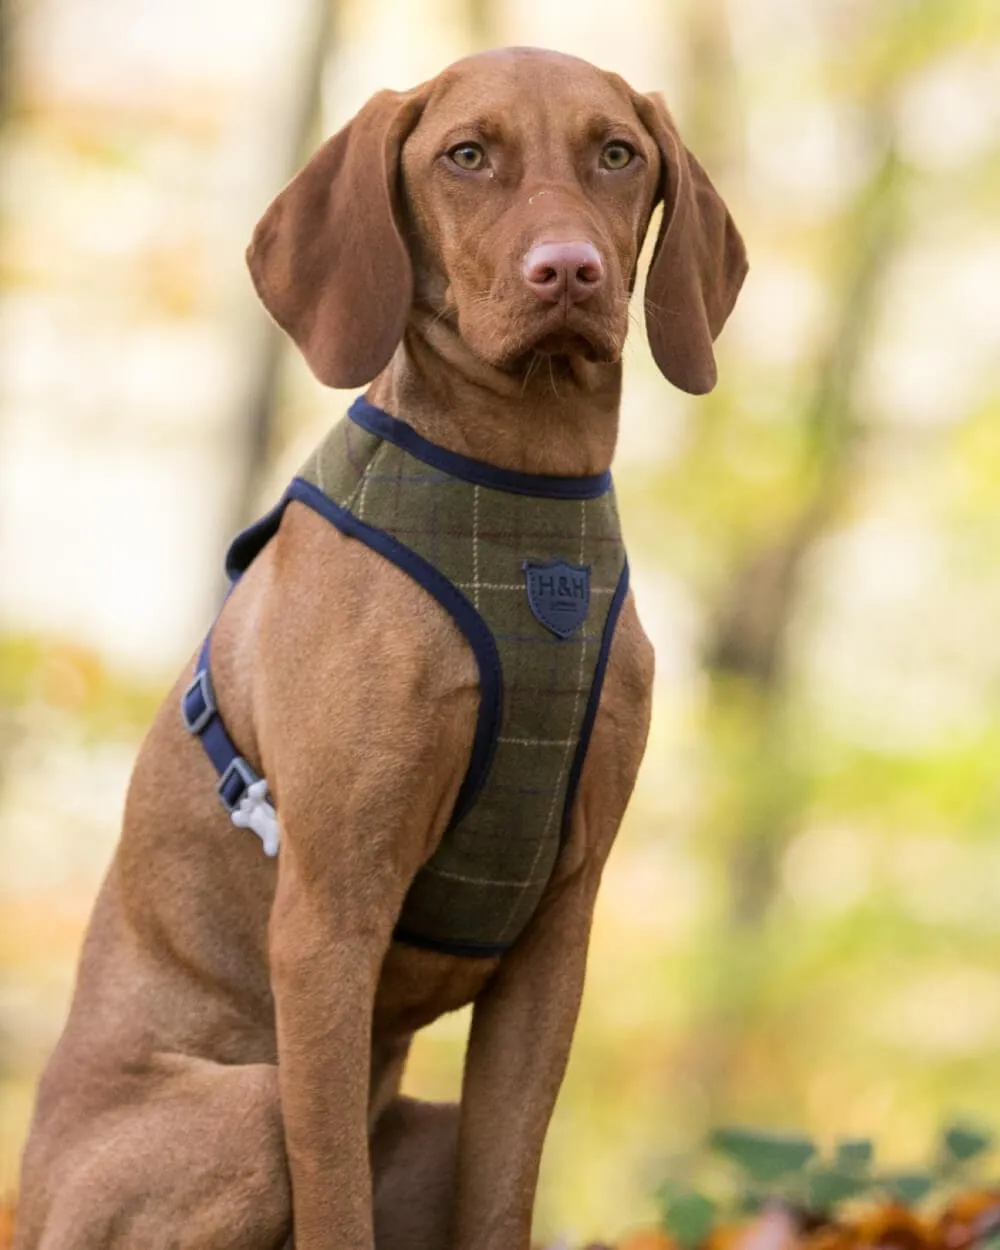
xmin=522 ymin=241 xmax=605 ymax=305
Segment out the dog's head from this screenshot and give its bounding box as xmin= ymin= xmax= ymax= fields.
xmin=247 ymin=48 xmax=747 ymax=395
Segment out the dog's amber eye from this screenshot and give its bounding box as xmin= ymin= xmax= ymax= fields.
xmin=600 ymin=141 xmax=635 ymax=170
xmin=448 ymin=143 xmax=486 ymax=171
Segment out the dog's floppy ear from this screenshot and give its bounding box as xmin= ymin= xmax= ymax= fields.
xmin=247 ymin=87 xmax=429 ymax=388
xmin=632 ymin=92 xmax=748 ymax=395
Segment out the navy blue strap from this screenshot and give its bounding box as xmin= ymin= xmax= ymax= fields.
xmin=184 ymin=489 xmax=291 ymax=818
xmin=348 ymin=397 xmax=613 ymax=501
xmin=181 ymin=632 xmax=265 ymax=814
xmin=559 ymin=559 xmax=630 ymax=843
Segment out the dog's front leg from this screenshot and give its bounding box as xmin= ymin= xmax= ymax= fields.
xmin=252 ymin=513 xmax=481 ymax=1249
xmin=268 ymin=752 xmax=459 ymax=1250
xmin=269 ymin=863 xmax=384 ymax=1249
xmin=450 ymin=604 xmax=654 ymax=1250
xmin=449 ymin=855 xmax=601 ymax=1250
xmin=265 ymin=705 xmax=475 ymax=1249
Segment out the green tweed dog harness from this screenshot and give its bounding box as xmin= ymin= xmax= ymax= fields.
xmin=182 ymin=398 xmax=629 ymax=957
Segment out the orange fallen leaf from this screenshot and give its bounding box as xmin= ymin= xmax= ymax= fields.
xmin=847 ymin=1205 xmax=937 ymax=1250
xmin=937 ymin=1190 xmax=1000 ymax=1250
xmin=706 ymin=1224 xmax=755 ymax=1250
xmin=617 ymin=1230 xmax=681 ymax=1250
xmin=803 ymin=1225 xmax=862 ymax=1250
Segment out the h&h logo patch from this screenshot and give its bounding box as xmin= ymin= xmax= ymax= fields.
xmin=523 ymin=560 xmax=591 ymax=639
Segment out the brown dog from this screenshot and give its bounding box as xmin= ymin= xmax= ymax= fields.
xmin=15 ymin=47 xmax=746 ymax=1250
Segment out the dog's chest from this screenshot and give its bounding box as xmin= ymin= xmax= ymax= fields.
xmin=295 ymin=400 xmax=628 ymax=957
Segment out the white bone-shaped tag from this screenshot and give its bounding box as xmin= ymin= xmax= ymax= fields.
xmin=231 ymin=778 xmax=280 ymax=857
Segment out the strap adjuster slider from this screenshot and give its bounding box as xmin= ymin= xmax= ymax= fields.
xmin=181 ymin=669 xmax=216 ymax=735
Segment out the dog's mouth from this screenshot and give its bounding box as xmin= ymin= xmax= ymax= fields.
xmin=507 ymin=305 xmax=622 ymax=367
xmin=449 ymin=292 xmax=625 ymax=376
xmin=530 ymin=328 xmax=597 ymax=357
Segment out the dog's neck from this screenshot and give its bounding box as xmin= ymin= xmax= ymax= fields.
xmin=365 ymin=312 xmax=622 ymax=477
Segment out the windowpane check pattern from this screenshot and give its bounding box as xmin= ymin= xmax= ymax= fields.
xmin=298 ymin=412 xmax=627 ymax=953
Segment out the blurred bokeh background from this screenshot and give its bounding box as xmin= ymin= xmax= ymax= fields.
xmin=2 ymin=0 xmax=1000 ymax=1240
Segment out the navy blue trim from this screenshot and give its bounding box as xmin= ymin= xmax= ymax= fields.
xmin=349 ymin=397 xmax=613 ymax=501
xmin=559 ymin=559 xmax=630 ymax=843
xmin=287 ymin=477 xmax=502 ymax=825
xmin=392 ymin=926 xmax=509 ymax=959
xmin=225 ymin=495 xmax=289 ymax=583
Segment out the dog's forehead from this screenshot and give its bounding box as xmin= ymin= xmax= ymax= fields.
xmin=421 ymin=48 xmax=640 ymax=136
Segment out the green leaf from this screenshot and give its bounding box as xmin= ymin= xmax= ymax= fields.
xmin=807 ymin=1167 xmax=872 ymax=1213
xmin=710 ymin=1128 xmax=817 ymax=1183
xmin=942 ymin=1124 xmax=993 ymax=1163
xmin=662 ymin=1191 xmax=718 ymax=1250
xmin=835 ymin=1139 xmax=874 ymax=1173
xmin=880 ymin=1172 xmax=934 ymax=1207
xmin=656 ymin=1178 xmax=685 ymax=1204
xmin=738 ymin=1191 xmax=766 ymax=1217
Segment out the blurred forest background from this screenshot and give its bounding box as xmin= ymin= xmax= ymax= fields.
xmin=2 ymin=0 xmax=1000 ymax=1241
